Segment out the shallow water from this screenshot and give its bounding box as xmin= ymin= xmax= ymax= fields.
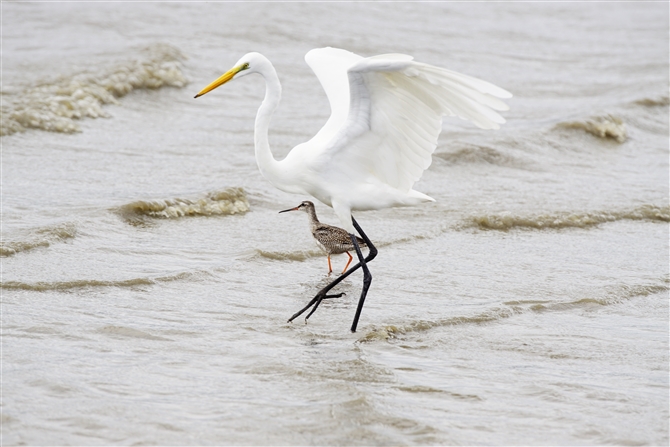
xmin=2 ymin=2 xmax=668 ymax=446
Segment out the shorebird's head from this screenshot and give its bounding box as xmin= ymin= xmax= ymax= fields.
xmin=279 ymin=201 xmax=314 ymax=214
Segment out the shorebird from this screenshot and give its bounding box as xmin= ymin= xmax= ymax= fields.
xmin=195 ymin=48 xmax=510 ymax=331
xmin=280 ymin=201 xmax=367 ymax=275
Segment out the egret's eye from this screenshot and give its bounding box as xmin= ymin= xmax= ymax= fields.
xmin=242 ymin=63 xmax=250 ymax=70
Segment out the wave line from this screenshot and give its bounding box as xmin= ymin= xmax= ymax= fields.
xmin=1 ymin=222 xmax=77 ymax=257
xmin=469 ymin=204 xmax=668 ymax=231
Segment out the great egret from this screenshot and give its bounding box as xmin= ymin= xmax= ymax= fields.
xmin=194 ymin=47 xmax=511 ymax=332
xmin=279 ymin=200 xmax=367 ymax=275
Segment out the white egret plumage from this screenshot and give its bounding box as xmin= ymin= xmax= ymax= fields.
xmin=195 ymin=47 xmax=511 ymax=332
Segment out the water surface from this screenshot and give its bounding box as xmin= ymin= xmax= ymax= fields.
xmin=2 ymin=2 xmax=668 ymax=445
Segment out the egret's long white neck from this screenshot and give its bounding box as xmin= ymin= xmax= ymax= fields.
xmin=254 ymin=64 xmax=285 ymax=189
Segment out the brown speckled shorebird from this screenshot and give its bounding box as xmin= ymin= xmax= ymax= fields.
xmin=280 ymin=201 xmax=367 ymax=274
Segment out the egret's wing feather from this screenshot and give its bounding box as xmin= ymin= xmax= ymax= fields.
xmin=304 ymin=48 xmax=363 ymax=146
xmin=317 ymin=54 xmax=512 ymax=192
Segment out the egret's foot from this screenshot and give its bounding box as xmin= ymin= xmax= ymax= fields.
xmin=305 ymin=292 xmax=345 ymax=321
xmin=324 ymin=293 xmax=346 ymax=299
xmin=287 ymin=291 xmax=346 ymax=323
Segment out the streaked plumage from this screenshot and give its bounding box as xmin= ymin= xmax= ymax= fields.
xmin=280 ymin=201 xmax=366 ymax=274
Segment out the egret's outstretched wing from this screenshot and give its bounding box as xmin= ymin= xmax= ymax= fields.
xmin=304 ymin=47 xmax=363 ymax=147
xmin=311 ymin=50 xmax=512 ymax=192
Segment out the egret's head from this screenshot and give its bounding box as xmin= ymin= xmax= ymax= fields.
xmin=194 ymin=52 xmax=267 ymax=98
xmin=278 ymin=201 xmax=314 ymax=214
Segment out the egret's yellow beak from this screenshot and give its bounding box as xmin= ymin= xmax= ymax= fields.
xmin=194 ymin=64 xmax=246 ymax=98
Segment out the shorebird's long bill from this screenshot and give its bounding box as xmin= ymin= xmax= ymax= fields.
xmin=194 ymin=64 xmax=245 ymax=98
xmin=278 ymin=207 xmax=299 ymax=213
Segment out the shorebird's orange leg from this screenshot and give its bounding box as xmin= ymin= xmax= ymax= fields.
xmin=327 ymin=255 xmax=333 ymax=274
xmin=341 ymin=252 xmax=353 ymax=274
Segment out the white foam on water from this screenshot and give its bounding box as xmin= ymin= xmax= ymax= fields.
xmin=1 ymin=43 xmax=187 ymax=136
xmin=116 ymin=187 xmax=250 ymax=225
xmin=555 ymin=114 xmax=628 ymax=143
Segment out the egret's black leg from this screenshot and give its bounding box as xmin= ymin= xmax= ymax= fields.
xmin=287 ymin=216 xmax=378 ymax=331
xmin=349 ymin=217 xmax=377 ymax=332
